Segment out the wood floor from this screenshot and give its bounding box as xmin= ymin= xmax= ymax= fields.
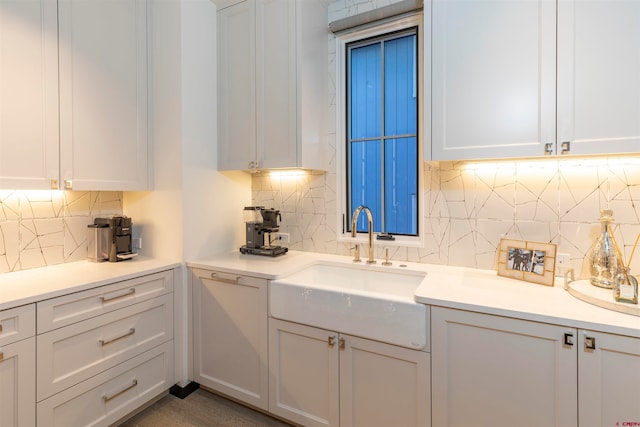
xmin=118 ymin=388 xmax=292 ymax=427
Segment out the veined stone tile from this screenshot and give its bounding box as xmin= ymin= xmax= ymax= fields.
xmin=0 ymin=221 xmax=19 ymax=273
xmin=64 ymin=191 xmax=93 ymax=217
xmin=64 ymin=217 xmax=91 ymax=262
xmin=0 ymin=191 xmax=20 ymax=221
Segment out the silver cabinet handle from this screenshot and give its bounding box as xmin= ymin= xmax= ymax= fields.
xmin=328 ymin=336 xmax=336 ymax=347
xmin=100 ymin=288 xmax=136 ymax=303
xmin=339 ymin=337 xmax=346 ymax=350
xmin=564 ymin=332 xmax=574 ymax=346
xmin=102 ymin=379 xmax=138 ymax=402
xmin=210 ymin=272 xmax=241 ymax=285
xmin=561 ymin=141 xmax=571 ymax=154
xmin=544 ymin=143 xmax=553 ymax=155
xmin=584 ymin=335 xmax=596 ymax=350
xmin=99 ymin=328 xmax=136 ymax=346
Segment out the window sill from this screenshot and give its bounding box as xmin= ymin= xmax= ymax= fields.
xmin=337 ymin=233 xmax=424 ymax=249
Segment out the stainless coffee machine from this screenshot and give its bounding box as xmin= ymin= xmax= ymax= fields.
xmin=88 ymin=216 xmax=137 ymax=262
xmin=240 ymin=206 xmax=288 ymax=256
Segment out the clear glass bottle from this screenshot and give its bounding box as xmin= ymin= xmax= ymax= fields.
xmin=589 ymin=209 xmax=623 ymax=289
xmin=613 ymin=267 xmax=639 ymax=304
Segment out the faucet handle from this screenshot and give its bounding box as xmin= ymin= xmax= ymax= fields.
xmin=382 ymin=248 xmax=392 ymax=266
xmin=351 ymin=245 xmax=361 ymax=263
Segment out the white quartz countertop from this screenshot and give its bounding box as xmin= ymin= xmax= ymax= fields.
xmin=189 ymin=250 xmax=639 ymax=338
xmin=414 ymin=266 xmax=640 ymax=338
xmin=0 ymin=257 xmax=180 ymax=311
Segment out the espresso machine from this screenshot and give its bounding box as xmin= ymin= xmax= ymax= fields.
xmin=90 ymin=216 xmax=138 ymax=262
xmin=240 ymin=206 xmax=288 ymax=256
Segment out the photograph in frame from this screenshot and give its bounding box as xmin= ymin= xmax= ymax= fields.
xmin=497 ymin=238 xmax=557 ymax=286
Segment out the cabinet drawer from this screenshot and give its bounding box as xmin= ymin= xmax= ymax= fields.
xmin=37 ymin=270 xmax=174 ymax=333
xmin=0 ymin=304 xmax=36 ymax=347
xmin=36 ymin=341 xmax=174 ymax=427
xmin=37 ymin=294 xmax=173 ymax=401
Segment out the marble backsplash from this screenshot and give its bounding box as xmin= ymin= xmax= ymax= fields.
xmin=0 ymin=191 xmax=123 ymax=273
xmin=252 ymin=157 xmax=640 ymax=279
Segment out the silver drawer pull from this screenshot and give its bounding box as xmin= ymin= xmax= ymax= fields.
xmin=100 ymin=288 xmax=136 ymax=303
xmin=584 ymin=335 xmax=596 ymax=350
xmin=99 ymin=328 xmax=136 ymax=346
xmin=210 ymin=272 xmax=241 ymax=285
xmin=0 ymin=352 xmax=4 ymax=362
xmin=102 ymin=379 xmax=138 ymax=402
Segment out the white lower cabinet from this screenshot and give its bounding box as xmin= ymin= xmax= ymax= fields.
xmin=37 ymin=341 xmax=173 ymax=427
xmin=35 ymin=270 xmax=175 ymax=427
xmin=578 ymin=330 xmax=640 ymax=427
xmin=432 ymin=307 xmax=640 ymax=427
xmin=0 ymin=304 xmax=36 ymax=427
xmin=192 ymin=269 xmax=268 ymax=410
xmin=431 ymin=307 xmax=578 ymax=427
xmin=268 ymin=318 xmax=430 ymax=427
xmin=0 ymin=337 xmax=36 ymax=427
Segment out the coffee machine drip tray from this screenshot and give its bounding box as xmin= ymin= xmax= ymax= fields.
xmin=240 ymin=245 xmax=288 ymax=257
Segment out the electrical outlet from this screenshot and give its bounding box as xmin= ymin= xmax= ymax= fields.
xmin=132 ymin=237 xmax=142 ymax=250
xmin=276 ymin=233 xmax=290 ymax=244
xmin=556 ymin=252 xmax=570 ymax=274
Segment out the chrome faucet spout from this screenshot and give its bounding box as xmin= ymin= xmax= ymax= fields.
xmin=351 ymin=206 xmax=375 ymax=264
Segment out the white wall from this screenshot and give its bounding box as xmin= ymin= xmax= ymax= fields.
xmin=124 ymin=0 xmax=251 ymax=387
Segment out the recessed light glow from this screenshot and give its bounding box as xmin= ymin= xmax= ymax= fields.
xmin=269 ymin=169 xmax=308 ymax=179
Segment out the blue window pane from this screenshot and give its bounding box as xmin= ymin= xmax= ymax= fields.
xmin=350 ymin=140 xmax=382 ymax=232
xmin=385 ymin=35 xmax=417 ymax=136
xmin=384 ymin=137 xmax=417 ymax=234
xmin=350 ymin=43 xmax=381 ymax=140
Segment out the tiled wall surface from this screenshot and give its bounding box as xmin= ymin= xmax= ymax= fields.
xmin=252 ymin=0 xmax=640 ymax=278
xmin=0 ymin=191 xmax=123 ymax=273
xmin=252 ymin=158 xmax=640 ymax=278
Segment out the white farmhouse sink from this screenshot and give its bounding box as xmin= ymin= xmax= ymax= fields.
xmin=270 ymin=262 xmax=428 ymax=349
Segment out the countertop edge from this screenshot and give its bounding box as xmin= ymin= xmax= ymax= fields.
xmin=0 ymin=257 xmax=181 ymax=311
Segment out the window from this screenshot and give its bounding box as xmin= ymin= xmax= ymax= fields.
xmin=346 ymin=26 xmax=419 ymax=236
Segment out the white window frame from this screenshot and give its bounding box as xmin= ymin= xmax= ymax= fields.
xmin=335 ymin=13 xmax=425 ymax=248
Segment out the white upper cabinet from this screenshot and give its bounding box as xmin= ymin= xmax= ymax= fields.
xmin=58 ymin=0 xmax=148 ymax=190
xmin=0 ymin=0 xmax=59 ymax=189
xmin=217 ymin=0 xmax=328 ymax=171
xmin=432 ymin=0 xmax=640 ymax=160
xmin=0 ymin=0 xmax=148 ymax=191
xmin=432 ymin=0 xmax=557 ymax=160
xmin=557 ymin=0 xmax=640 ymax=156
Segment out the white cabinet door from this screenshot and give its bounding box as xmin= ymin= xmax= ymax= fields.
xmin=58 ymin=0 xmax=148 ymax=190
xmin=578 ymin=330 xmax=640 ymax=427
xmin=217 ymin=0 xmax=257 ymax=171
xmin=256 ymin=0 xmax=296 ymax=169
xmin=217 ymin=0 xmax=327 ymax=171
xmin=0 ymin=0 xmax=59 ymax=189
xmin=268 ymin=318 xmax=339 ymax=427
xmin=431 ymin=307 xmax=578 ymax=427
xmin=0 ymin=337 xmax=36 ymax=427
xmin=557 ymin=0 xmax=640 ymax=156
xmin=431 ymin=0 xmax=556 ymax=160
xmin=192 ymin=269 xmax=269 ymax=411
xmin=340 ymin=334 xmax=430 ymax=427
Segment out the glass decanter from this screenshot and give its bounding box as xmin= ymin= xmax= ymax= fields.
xmin=589 ymin=209 xmax=623 ymax=289
xmin=613 ymin=267 xmax=639 ymax=304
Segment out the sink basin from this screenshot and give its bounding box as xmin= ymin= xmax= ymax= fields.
xmin=270 ymin=262 xmax=428 ymax=349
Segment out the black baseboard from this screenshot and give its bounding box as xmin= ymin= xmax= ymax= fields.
xmin=170 ymin=381 xmax=200 ymax=399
